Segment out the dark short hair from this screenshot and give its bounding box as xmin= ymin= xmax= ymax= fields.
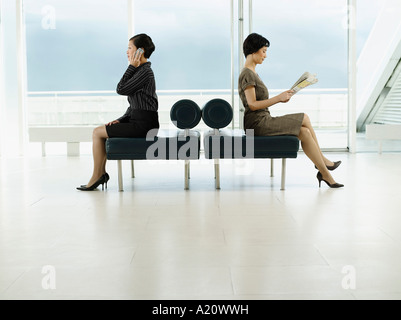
xmin=243 ymin=33 xmax=270 ymax=57
xmin=130 ymin=33 xmax=155 ymax=59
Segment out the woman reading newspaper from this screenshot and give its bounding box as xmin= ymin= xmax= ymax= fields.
xmin=238 ymin=33 xmax=343 ymax=188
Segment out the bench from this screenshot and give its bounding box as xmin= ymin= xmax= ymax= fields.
xmin=28 ymin=126 xmax=95 ymax=156
xmin=105 ymin=100 xmax=202 ymax=191
xmin=366 ymin=124 xmax=401 ymax=154
xmin=202 ymin=98 xmax=300 ymax=190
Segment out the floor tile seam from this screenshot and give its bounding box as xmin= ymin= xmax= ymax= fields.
xmin=0 ymin=269 xmax=29 ymax=296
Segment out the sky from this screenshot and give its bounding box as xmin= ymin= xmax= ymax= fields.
xmin=22 ymin=0 xmax=382 ymax=92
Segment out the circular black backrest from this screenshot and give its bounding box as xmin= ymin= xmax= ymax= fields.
xmin=170 ymin=99 xmax=202 ymax=129
xmin=201 ymin=98 xmax=233 ymax=129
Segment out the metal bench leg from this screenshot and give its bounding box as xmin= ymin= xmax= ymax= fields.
xmin=118 ymin=160 xmax=124 ymax=192
xmin=214 ymin=159 xmax=220 ymax=189
xmin=281 ymin=158 xmax=286 ymax=191
xmin=185 ymin=160 xmax=190 ymax=190
xmin=131 ymin=160 xmax=135 ymax=178
xmin=270 ymin=159 xmax=274 ymax=177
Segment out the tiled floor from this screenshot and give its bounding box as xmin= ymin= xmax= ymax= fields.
xmin=1 ymin=151 xmax=401 ymax=300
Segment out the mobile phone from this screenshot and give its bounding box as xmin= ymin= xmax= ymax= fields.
xmin=136 ymin=48 xmax=144 ymax=54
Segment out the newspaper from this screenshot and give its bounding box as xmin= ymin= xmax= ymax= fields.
xmin=291 ymin=72 xmax=318 ymax=93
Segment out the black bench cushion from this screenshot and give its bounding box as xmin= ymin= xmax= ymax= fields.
xmin=170 ymin=99 xmax=202 ymax=129
xmin=204 ymin=129 xmax=300 ymax=159
xmin=202 ymin=99 xmax=233 ymax=129
xmin=106 ymin=129 xmax=201 ymax=160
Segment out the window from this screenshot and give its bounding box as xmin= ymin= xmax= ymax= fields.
xmin=24 ymin=0 xmax=231 ymax=130
xmin=252 ymin=0 xmax=348 ymax=149
xmin=132 ymin=0 xmax=231 ymax=129
xmin=24 ymin=0 xmax=129 ymax=126
xmin=20 ymin=0 xmax=384 ymax=155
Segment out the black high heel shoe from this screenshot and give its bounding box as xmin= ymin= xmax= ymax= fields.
xmin=317 ymin=172 xmax=344 ymax=188
xmin=80 ymin=173 xmax=109 ymax=188
xmin=315 ymin=161 xmax=342 ymax=171
xmin=104 ymin=172 xmax=110 ymax=185
xmin=77 ymin=175 xmax=107 ymax=191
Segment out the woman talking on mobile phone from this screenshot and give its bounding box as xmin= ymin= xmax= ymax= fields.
xmin=77 ymin=34 xmax=158 ymax=191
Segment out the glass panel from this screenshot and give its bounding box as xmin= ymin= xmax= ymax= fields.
xmin=24 ymin=0 xmax=128 ymax=126
xmin=252 ymin=0 xmax=348 ymax=149
xmin=24 ymin=0 xmax=231 ymax=131
xmin=132 ymin=0 xmax=231 ymax=128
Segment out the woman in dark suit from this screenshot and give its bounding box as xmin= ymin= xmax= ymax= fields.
xmin=77 ymin=34 xmax=159 ymax=191
xmin=238 ymin=33 xmax=343 ymax=188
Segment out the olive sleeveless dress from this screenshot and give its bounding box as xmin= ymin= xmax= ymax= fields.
xmin=238 ymin=68 xmax=303 ymax=136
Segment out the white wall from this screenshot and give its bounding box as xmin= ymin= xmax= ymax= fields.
xmin=356 ymin=0 xmax=401 ymax=129
xmin=0 ymin=0 xmax=4 ymax=156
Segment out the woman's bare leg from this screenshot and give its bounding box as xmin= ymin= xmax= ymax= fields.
xmin=298 ymin=127 xmax=337 ymax=184
xmin=302 ymin=114 xmax=334 ymax=167
xmin=86 ymin=125 xmax=108 ymax=187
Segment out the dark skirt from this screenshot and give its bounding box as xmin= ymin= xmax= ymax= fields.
xmin=106 ymin=110 xmax=159 ymax=138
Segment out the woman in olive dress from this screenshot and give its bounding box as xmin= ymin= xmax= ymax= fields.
xmin=238 ymin=33 xmax=343 ymax=188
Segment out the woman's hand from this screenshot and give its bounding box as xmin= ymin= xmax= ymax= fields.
xmin=106 ymin=120 xmax=120 ymax=126
xmin=129 ymin=49 xmax=143 ymax=67
xmin=278 ymin=90 xmax=294 ymax=103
